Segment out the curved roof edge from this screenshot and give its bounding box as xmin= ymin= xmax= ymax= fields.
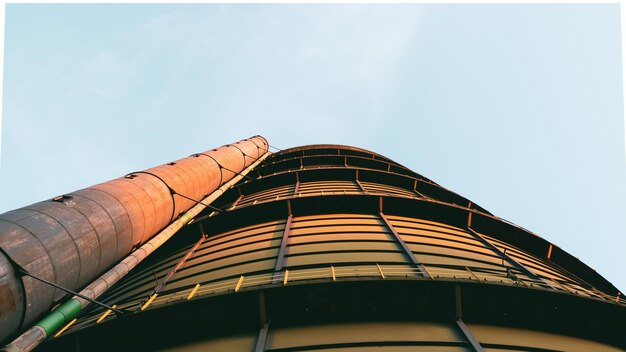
xmin=275 ymin=144 xmax=400 ymax=163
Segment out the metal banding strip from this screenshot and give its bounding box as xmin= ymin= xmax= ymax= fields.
xmin=0 ymin=217 xmax=61 ymax=311
xmin=20 ymin=208 xmax=85 ymax=290
xmin=245 ymin=138 xmax=262 ymax=159
xmin=92 ymin=182 xmax=146 ymax=250
xmin=193 ymin=153 xmax=223 ymax=186
xmin=125 ymin=171 xmax=177 ymax=224
xmin=73 ymin=188 xmax=129 ymax=264
xmin=47 ymin=198 xmax=105 ymax=279
xmin=228 ymin=144 xmax=251 ymax=164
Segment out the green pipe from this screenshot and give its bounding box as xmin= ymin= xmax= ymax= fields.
xmin=36 ymin=299 xmax=81 ymax=336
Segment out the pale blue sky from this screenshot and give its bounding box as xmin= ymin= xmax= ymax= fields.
xmin=1 ymin=4 xmax=625 ymax=291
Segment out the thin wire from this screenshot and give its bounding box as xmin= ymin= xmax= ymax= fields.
xmin=171 ymin=191 xmax=224 ymax=213
xmin=18 ymin=269 xmax=127 ymax=315
xmin=220 ymin=165 xmax=256 ymax=181
xmin=269 ymin=144 xmax=283 ymax=151
xmin=194 ymin=152 xmax=258 ymax=181
xmin=231 ymin=146 xmax=270 ymax=167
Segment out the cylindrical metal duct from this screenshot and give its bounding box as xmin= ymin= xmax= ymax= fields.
xmin=0 ymin=136 xmax=269 ymax=343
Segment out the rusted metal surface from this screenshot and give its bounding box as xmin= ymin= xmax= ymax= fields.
xmin=0 ymin=253 xmax=22 ymax=340
xmin=0 ymin=136 xmax=268 ymax=344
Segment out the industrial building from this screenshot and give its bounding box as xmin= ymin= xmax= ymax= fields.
xmin=1 ymin=137 xmax=624 ymax=351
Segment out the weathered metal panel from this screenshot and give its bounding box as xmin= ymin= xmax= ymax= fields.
xmin=23 ymin=202 xmax=101 ymax=289
xmin=1 ymin=209 xmax=80 ymax=300
xmin=89 ymin=183 xmax=146 ymax=251
xmin=0 ymin=253 xmax=23 ymax=339
xmin=143 ymin=165 xmax=190 ymax=217
xmin=122 ymin=175 xmax=170 ymax=235
xmin=58 ymin=194 xmax=118 ymax=275
xmin=110 ymin=178 xmax=158 ymax=241
xmin=70 ymin=188 xmax=133 ymax=262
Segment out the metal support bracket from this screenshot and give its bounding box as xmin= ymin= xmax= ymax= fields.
xmin=454 ymin=285 xmax=484 ymax=352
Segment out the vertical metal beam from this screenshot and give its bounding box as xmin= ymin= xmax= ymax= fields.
xmin=456 ymin=319 xmax=484 ymax=352
xmin=254 ymin=324 xmax=268 ymax=352
xmin=355 ymin=180 xmax=367 ymax=194
xmin=455 ymin=285 xmax=463 ymax=320
xmin=274 ymin=215 xmax=293 ymax=273
xmin=258 ymin=292 xmax=267 ymax=327
xmin=293 ymin=181 xmax=300 ymax=196
xmin=454 ymin=285 xmax=484 ymax=352
xmin=379 ymin=211 xmax=431 ymax=278
xmin=412 ymin=179 xmax=428 ymax=199
xmin=255 ymin=291 xmax=269 ymax=352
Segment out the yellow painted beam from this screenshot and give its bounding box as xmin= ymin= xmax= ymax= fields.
xmin=547 ymin=244 xmax=553 ymax=259
xmin=377 ymin=264 xmax=386 ymax=279
xmin=140 ymin=294 xmax=158 ymax=311
xmin=96 ymin=305 xmax=117 ymax=324
xmin=54 ymin=318 xmax=77 ymax=338
xmin=235 ymin=275 xmax=245 ymax=292
xmin=187 ymin=283 xmax=201 ymax=300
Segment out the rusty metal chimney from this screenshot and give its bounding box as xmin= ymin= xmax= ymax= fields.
xmin=0 ymin=136 xmax=269 ymax=343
